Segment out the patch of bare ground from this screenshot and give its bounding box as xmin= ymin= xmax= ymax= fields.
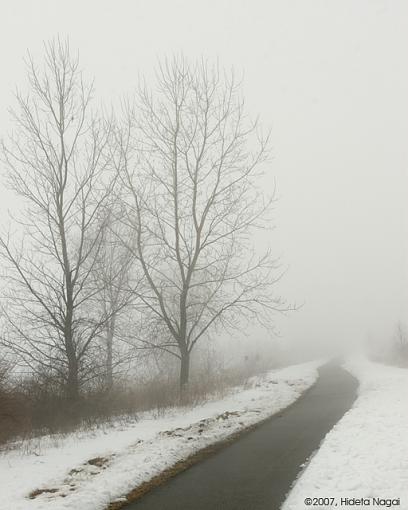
xmin=28 ymin=487 xmax=59 ymax=499
xmin=87 ymin=456 xmax=111 ymax=468
xmin=29 ymin=455 xmax=113 ymax=500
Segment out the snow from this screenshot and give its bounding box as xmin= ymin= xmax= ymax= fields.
xmin=0 ymin=361 xmax=319 ymax=510
xmin=282 ymin=358 xmax=408 ymax=510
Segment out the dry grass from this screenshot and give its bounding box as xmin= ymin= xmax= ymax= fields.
xmin=0 ymin=356 xmax=278 ymax=448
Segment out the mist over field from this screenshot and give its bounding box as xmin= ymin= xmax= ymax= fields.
xmin=1 ymin=1 xmax=407 ymax=367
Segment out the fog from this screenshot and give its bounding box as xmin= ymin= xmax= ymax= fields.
xmin=1 ymin=0 xmax=407 ymax=360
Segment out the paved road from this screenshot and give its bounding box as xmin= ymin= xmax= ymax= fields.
xmin=125 ymin=363 xmax=358 ymax=510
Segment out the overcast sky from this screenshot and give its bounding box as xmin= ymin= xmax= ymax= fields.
xmin=1 ymin=0 xmax=407 ymax=355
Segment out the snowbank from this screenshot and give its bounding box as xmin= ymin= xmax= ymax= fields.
xmin=283 ymin=358 xmax=408 ymax=510
xmin=0 ymin=361 xmax=319 ymax=510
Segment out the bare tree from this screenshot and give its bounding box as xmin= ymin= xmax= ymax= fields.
xmin=117 ymin=56 xmax=287 ymax=392
xmin=90 ymin=204 xmax=135 ymax=390
xmin=393 ymin=322 xmax=408 ymax=365
xmin=0 ymin=39 xmax=115 ymax=402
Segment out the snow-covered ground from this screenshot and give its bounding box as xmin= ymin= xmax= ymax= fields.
xmin=1 ymin=361 xmax=319 ymax=510
xmin=283 ymin=358 xmax=408 ymax=510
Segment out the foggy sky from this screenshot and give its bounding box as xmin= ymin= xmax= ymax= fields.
xmin=1 ymin=0 xmax=407 ymax=354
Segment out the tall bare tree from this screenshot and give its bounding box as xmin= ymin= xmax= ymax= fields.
xmin=117 ymin=56 xmax=287 ymax=392
xmin=90 ymin=204 xmax=134 ymax=389
xmin=0 ymin=40 xmax=115 ymax=401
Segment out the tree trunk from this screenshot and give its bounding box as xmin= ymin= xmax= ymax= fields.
xmin=67 ymin=354 xmax=79 ymax=401
xmin=65 ymin=295 xmax=79 ymax=401
xmin=106 ymin=316 xmax=115 ymax=390
xmin=179 ymin=349 xmax=190 ymax=397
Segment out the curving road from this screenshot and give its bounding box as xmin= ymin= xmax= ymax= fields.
xmin=125 ymin=363 xmax=357 ymax=510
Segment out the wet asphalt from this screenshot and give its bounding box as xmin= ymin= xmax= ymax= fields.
xmin=125 ymin=363 xmax=358 ymax=510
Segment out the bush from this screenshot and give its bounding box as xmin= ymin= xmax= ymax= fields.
xmin=0 ymin=352 xmax=277 ymax=446
xmin=0 ymin=361 xmax=31 ymax=443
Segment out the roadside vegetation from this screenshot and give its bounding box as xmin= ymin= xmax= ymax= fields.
xmin=0 ymin=349 xmax=279 ymax=446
